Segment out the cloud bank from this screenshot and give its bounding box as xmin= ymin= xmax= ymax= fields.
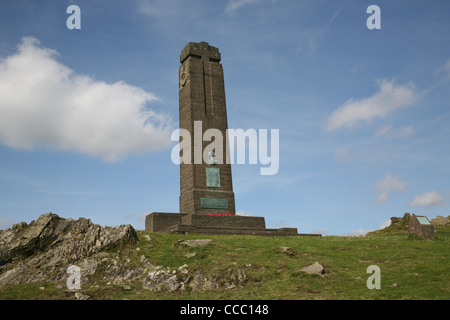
xmin=0 ymin=37 xmax=173 ymax=162
xmin=375 ymin=125 xmax=415 ymax=139
xmin=410 ymin=191 xmax=445 ymax=207
xmin=434 ymin=59 xmax=450 ymax=79
xmin=326 ymin=79 xmax=418 ymax=132
xmin=374 ymin=173 xmax=407 ymax=205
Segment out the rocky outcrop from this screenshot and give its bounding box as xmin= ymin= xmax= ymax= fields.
xmin=390 ymin=212 xmax=411 ymax=228
xmin=367 ymin=212 xmax=449 ymax=237
xmin=0 ymin=212 xmax=138 ymax=287
xmin=387 ymin=213 xmax=450 ymax=230
xmin=431 ymin=215 xmax=450 ymax=226
xmin=0 ymin=214 xmax=249 ymax=294
xmin=100 ymin=249 xmax=248 ymax=293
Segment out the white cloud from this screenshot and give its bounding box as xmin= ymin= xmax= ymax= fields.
xmin=375 ymin=192 xmax=389 ymax=205
xmin=346 ymin=220 xmax=394 ymax=236
xmin=311 ymin=228 xmax=330 ymax=235
xmin=375 ymin=125 xmax=415 ymax=139
xmin=345 ymin=228 xmax=369 ymax=236
xmin=374 ymin=173 xmax=407 ymax=205
xmin=410 ymin=191 xmax=445 ymax=207
xmin=139 ymin=212 xmax=148 ymax=221
xmin=0 ymin=37 xmax=173 ymax=162
xmin=225 ymin=0 xmax=260 ymax=13
xmin=375 ymin=126 xmax=392 ymax=137
xmin=434 ymin=59 xmax=450 ymax=79
xmin=394 ymin=125 xmax=415 ymax=138
xmin=326 ymin=79 xmax=418 ymax=132
xmin=236 ymin=210 xmax=254 ymax=216
xmin=379 ymin=219 xmax=391 ymax=230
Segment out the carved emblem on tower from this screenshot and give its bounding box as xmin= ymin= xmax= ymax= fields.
xmin=179 ymin=62 xmax=189 ymax=90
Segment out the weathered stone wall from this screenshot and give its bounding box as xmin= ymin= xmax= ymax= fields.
xmin=181 ymin=214 xmax=266 ymax=229
xmin=145 ymin=212 xmax=187 ymax=233
xmin=170 ymin=224 xmax=299 ymax=236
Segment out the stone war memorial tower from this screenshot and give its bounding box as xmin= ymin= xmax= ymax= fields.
xmin=145 ymin=42 xmax=319 ymax=236
xmin=178 ymin=41 xmax=236 ymax=217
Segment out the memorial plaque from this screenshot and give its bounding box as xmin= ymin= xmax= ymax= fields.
xmin=206 ymin=168 xmax=220 ymax=188
xmin=201 ymin=197 xmax=229 ymax=209
xmin=417 ymin=217 xmax=431 ymax=225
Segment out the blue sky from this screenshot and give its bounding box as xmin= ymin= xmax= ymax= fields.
xmin=0 ymin=0 xmax=449 ymax=235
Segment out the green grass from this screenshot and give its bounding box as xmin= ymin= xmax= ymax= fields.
xmin=1 ymin=226 xmax=449 ymax=300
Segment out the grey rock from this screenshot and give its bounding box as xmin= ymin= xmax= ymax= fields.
xmin=142 ymin=268 xmax=181 ymax=292
xmin=0 ymin=214 xmax=253 ymax=293
xmin=0 ymin=212 xmax=138 ymax=288
xmin=178 ymin=264 xmax=189 ymax=273
xmin=189 ymin=272 xmax=218 ymax=291
xmin=74 ymin=292 xmax=90 ymax=300
xmin=178 ymin=239 xmax=212 ymax=247
xmin=431 ymin=215 xmax=450 ymax=226
xmin=184 ymin=253 xmax=197 ymax=258
xmin=298 ymin=262 xmax=326 ymax=277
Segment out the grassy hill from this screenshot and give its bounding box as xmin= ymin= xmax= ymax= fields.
xmin=1 ymin=224 xmax=449 ymax=300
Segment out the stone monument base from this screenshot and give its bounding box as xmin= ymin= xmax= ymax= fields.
xmin=145 ymin=212 xmax=321 ymax=237
xmin=408 ymin=214 xmax=435 ymax=239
